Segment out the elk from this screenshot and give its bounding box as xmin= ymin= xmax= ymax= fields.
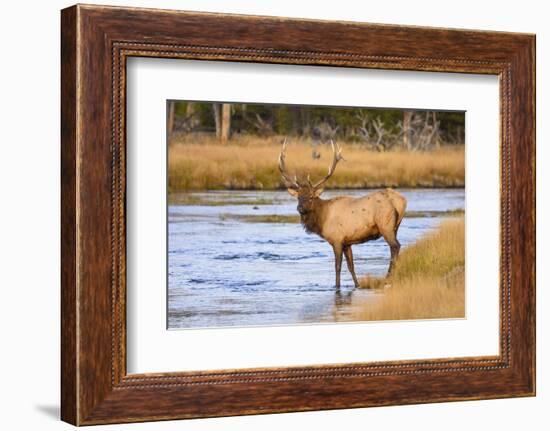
xmin=279 ymin=139 xmax=407 ymax=288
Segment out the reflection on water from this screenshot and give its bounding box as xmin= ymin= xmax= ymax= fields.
xmin=168 ymin=189 xmax=465 ymax=329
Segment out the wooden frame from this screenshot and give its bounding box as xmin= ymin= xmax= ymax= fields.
xmin=61 ymin=4 xmax=535 ymax=425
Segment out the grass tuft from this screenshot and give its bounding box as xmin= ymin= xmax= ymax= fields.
xmin=354 ymin=217 xmax=465 ymax=321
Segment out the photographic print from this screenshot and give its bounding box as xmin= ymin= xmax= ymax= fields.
xmin=60 ymin=7 xmax=535 ymax=423
xmin=167 ymin=101 xmax=465 ymax=329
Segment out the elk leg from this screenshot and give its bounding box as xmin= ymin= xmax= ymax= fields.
xmin=332 ymin=244 xmax=343 ymax=289
xmin=385 ymin=236 xmax=401 ymax=277
xmin=388 ymin=240 xmax=400 ymax=276
xmin=381 ymin=228 xmax=401 ymax=277
xmin=343 ymin=246 xmax=360 ymax=288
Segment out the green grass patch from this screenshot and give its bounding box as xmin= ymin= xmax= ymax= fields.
xmin=405 ymin=208 xmax=464 ymax=218
xmin=169 ymin=194 xmax=277 ymax=206
xmin=219 ymin=214 xmax=301 ymax=223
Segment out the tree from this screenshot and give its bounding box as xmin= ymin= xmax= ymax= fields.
xmin=167 ymin=101 xmax=175 ymax=145
xmin=212 ymin=103 xmax=231 ymax=142
xmin=221 ymin=103 xmax=231 ymax=142
xmin=174 ymin=101 xmax=463 ymax=148
xmin=212 ymin=103 xmax=221 ymax=139
xmin=186 ymin=102 xmax=195 ymax=117
xmin=403 ymin=111 xmax=413 ymax=150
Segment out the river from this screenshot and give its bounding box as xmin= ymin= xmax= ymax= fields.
xmin=168 ymin=189 xmax=464 ymax=329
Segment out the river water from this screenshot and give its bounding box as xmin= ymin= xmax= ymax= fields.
xmin=168 ymin=189 xmax=464 ymax=329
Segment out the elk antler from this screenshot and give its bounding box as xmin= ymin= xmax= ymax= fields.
xmin=311 ymin=140 xmax=344 ymax=189
xmin=278 ymin=139 xmax=300 ymax=189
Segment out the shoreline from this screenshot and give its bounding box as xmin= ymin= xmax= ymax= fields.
xmin=345 ymin=217 xmax=465 ymax=321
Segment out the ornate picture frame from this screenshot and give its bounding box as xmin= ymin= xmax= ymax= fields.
xmin=61 ymin=4 xmax=535 ymax=425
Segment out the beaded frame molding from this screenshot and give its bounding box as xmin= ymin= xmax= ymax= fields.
xmin=61 ymin=4 xmax=535 ymax=425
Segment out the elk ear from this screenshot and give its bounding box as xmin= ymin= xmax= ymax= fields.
xmin=287 ymin=188 xmax=299 ymax=197
xmin=313 ymin=188 xmax=324 ymax=197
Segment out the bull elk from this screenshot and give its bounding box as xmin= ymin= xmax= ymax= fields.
xmin=279 ymin=139 xmax=407 ymax=288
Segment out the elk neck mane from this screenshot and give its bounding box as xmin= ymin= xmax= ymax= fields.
xmin=300 ymin=198 xmax=329 ymax=236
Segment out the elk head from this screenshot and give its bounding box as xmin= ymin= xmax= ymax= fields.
xmin=278 ymin=139 xmax=344 ymax=215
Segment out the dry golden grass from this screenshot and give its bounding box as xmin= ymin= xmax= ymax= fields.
xmin=353 ymin=217 xmax=465 ymax=321
xmin=168 ymin=134 xmax=464 ymax=191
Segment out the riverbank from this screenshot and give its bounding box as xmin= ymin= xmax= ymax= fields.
xmin=351 ymin=217 xmax=465 ymax=321
xmin=168 ymin=135 xmax=465 ymax=191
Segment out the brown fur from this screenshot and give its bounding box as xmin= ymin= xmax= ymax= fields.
xmin=281 ymin=141 xmax=407 ymax=288
xmin=300 ymin=203 xmax=323 ymax=235
xmin=289 ymin=187 xmax=407 ymax=288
